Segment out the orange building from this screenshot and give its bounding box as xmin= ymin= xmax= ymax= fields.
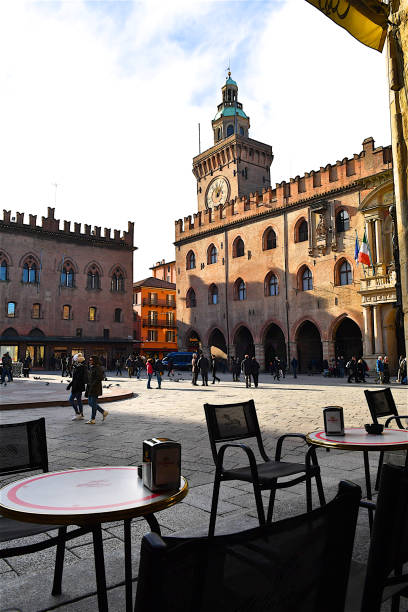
xmin=150 ymin=259 xmax=176 ymax=284
xmin=133 ymin=277 xmax=177 ymax=358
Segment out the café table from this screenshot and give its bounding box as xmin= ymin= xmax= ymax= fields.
xmin=306 ymin=427 xmax=408 ymax=529
xmin=0 ymin=465 xmax=188 ymax=612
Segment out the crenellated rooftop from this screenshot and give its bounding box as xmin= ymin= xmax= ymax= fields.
xmin=1 ymin=207 xmax=135 ymax=250
xmin=176 ymin=138 xmax=392 ymax=242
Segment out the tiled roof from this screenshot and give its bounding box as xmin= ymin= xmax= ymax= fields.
xmin=133 ymin=276 xmax=176 ymax=290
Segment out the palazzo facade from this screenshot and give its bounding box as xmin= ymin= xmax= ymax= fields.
xmin=175 ymin=75 xmax=399 ymax=372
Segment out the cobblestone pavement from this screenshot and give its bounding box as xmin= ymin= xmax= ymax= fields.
xmin=0 ymin=371 xmax=407 ymax=610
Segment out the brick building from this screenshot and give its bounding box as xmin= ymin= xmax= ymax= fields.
xmin=150 ymin=259 xmax=176 ymax=284
xmin=175 ymin=75 xmax=399 ymax=372
xmin=0 ymin=207 xmax=135 ymax=368
xmin=133 ymin=276 xmax=177 ymax=359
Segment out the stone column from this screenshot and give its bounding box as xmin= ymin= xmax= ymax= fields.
xmin=363 ymin=306 xmax=373 ymax=355
xmin=254 ymin=343 xmax=265 ymax=371
xmin=322 ymin=340 xmax=335 ymax=362
xmin=373 ymin=305 xmax=384 ymax=355
xmin=201 ymin=344 xmax=210 ymax=357
xmin=374 ymin=218 xmax=384 ymax=269
xmin=228 ymin=344 xmax=236 ymax=359
xmin=288 ymin=341 xmax=297 ymax=360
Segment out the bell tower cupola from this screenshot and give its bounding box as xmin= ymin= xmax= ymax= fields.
xmin=212 ymin=72 xmax=250 ymax=143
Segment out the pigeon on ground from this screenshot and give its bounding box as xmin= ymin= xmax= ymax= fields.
xmin=45 ymin=382 xmax=50 ymax=386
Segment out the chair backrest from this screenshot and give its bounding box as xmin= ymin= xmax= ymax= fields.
xmin=135 ymin=480 xmax=361 ymax=612
xmin=204 ymin=400 xmax=267 ymax=463
xmin=360 ymin=463 xmax=408 ymax=612
xmin=0 ymin=418 xmax=48 ymax=477
xmin=364 ymin=388 xmax=399 ymax=423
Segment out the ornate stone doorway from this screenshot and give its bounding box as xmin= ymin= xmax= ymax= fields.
xmin=296 ymin=321 xmax=323 ymax=373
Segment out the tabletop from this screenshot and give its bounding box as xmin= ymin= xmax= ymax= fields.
xmin=0 ymin=466 xmax=188 ymax=526
xmin=306 ymin=427 xmax=408 ymax=451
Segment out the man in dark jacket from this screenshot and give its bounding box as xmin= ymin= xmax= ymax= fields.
xmin=210 ymin=355 xmax=220 ymax=384
xmin=154 ymin=358 xmax=163 ymax=389
xmin=241 ymin=355 xmax=252 ymax=388
xmin=1 ymin=352 xmax=13 ymax=383
xmin=67 ymin=353 xmax=88 ymax=420
xmin=85 ymin=356 xmax=108 ymax=424
xmin=251 ymin=357 xmax=260 ymax=388
xmin=347 ymin=356 xmax=358 ymax=383
xmin=191 ymin=353 xmax=199 ymax=385
xmin=198 ymin=354 xmax=209 ymax=386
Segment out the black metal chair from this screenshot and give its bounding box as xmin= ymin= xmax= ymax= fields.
xmin=364 ymin=388 xmax=408 ymax=489
xmin=204 ymin=400 xmax=326 ymax=536
xmin=134 ymin=480 xmax=361 ymax=612
xmin=346 ymin=463 xmax=408 ymax=612
xmin=0 ymin=418 xmax=90 ymax=595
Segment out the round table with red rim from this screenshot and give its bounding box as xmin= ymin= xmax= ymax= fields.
xmin=0 ymin=466 xmax=188 ymax=612
xmin=306 ymin=427 xmax=408 ymax=528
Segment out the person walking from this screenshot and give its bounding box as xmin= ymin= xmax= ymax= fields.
xmin=67 ymin=353 xmax=88 ymax=421
xmin=291 ymin=356 xmax=298 ymax=378
xmin=61 ymin=355 xmax=68 ymax=377
xmin=191 ymin=353 xmax=199 ymax=386
xmin=198 ymin=353 xmax=209 ymax=386
xmin=241 ymin=354 xmax=252 ymax=388
xmin=273 ymin=358 xmax=281 ymax=381
xmin=167 ymin=356 xmax=175 ymax=379
xmin=1 ymin=352 xmax=13 ymax=384
xmin=356 ymin=358 xmax=366 ymax=383
xmin=23 ymin=354 xmax=32 ymax=378
xmin=146 ymin=358 xmax=154 ymax=389
xmin=383 ymin=356 xmax=390 ymax=384
xmin=251 ymin=356 xmax=260 ymax=388
xmin=126 ymin=355 xmax=134 ymax=378
xmin=375 ymin=356 xmax=384 ymax=383
xmin=347 ymin=356 xmax=358 ymax=383
xmin=115 ymin=358 xmax=122 ymax=376
xmin=85 ymin=356 xmax=108 ymax=424
xmin=210 ymin=355 xmax=220 ymax=384
xmin=154 ymin=358 xmax=163 ymax=389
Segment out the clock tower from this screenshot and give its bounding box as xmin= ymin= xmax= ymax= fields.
xmin=193 ymin=73 xmax=273 ymax=213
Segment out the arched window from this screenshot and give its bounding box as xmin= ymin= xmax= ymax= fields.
xmin=208 ymin=284 xmax=218 ymax=305
xmin=60 ymin=262 xmax=74 ymax=287
xmin=87 ymin=266 xmax=100 ymax=290
xmin=263 ymin=228 xmax=277 ymax=250
xmin=239 ymin=127 xmax=244 ymax=136
xmin=7 ymin=301 xmax=16 ymax=317
xmin=207 ymin=244 xmax=218 ymax=265
xmin=217 ymin=128 xmax=221 ymax=141
xmin=297 ymin=220 xmax=308 ymax=243
xmin=186 ymin=288 xmax=196 ymax=308
xmin=265 ymin=272 xmax=278 ymax=296
xmin=234 ymin=278 xmax=246 ymax=301
xmin=301 ymin=267 xmax=313 ymax=291
xmin=88 ymin=306 xmax=97 ymax=321
xmin=186 ymin=251 xmax=196 ymax=270
xmin=111 ymin=268 xmax=125 ymax=292
xmin=336 ymin=209 xmax=350 ymax=233
xmin=339 ymin=260 xmax=352 ymax=286
xmin=0 ymin=259 xmax=7 ymax=281
xmin=62 ymin=305 xmax=71 ymax=320
xmin=226 ymin=124 xmax=234 ymax=137
xmin=22 ymin=258 xmax=38 ymax=283
xmin=114 ymin=308 xmax=122 ymax=322
xmin=233 ymin=236 xmax=245 ymax=258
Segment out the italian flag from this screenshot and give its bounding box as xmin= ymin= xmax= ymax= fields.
xmin=358 ymin=231 xmax=371 ymax=266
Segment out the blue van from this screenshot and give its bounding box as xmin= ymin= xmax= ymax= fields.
xmin=162 ymin=352 xmax=194 ymax=371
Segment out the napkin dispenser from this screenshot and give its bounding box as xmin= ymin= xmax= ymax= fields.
xmin=143 ymin=438 xmax=181 ymax=492
xmin=323 ymin=406 xmax=345 ymax=436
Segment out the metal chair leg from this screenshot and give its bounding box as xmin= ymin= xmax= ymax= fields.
xmin=363 ymin=450 xmax=374 ymax=533
xmin=375 ymin=451 xmax=384 ymax=491
xmin=315 ymin=471 xmax=326 ymax=507
xmin=266 ymin=483 xmax=277 ymax=523
xmin=124 ymin=519 xmax=132 ymax=612
xmin=253 ymin=483 xmax=266 ymax=526
xmin=306 ymin=476 xmax=312 ymax=513
xmin=208 ymin=474 xmax=222 ymax=537
xmin=92 ymin=525 xmax=108 ymax=612
xmin=51 ymin=526 xmax=67 ymax=596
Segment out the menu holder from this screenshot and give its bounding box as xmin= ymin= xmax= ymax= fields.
xmin=323 ymin=406 xmax=345 ymax=436
xmin=143 ymin=437 xmax=181 ymax=492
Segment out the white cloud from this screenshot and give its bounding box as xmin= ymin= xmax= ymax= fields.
xmin=0 ymin=1 xmax=390 ymax=278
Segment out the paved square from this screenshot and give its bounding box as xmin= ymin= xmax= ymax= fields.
xmin=1 ymin=372 xmax=407 ymax=610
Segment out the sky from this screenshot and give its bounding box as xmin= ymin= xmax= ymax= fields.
xmin=0 ymin=0 xmax=391 ymax=279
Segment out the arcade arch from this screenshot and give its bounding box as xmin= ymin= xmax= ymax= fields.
xmin=233 ymin=326 xmax=254 ymax=360
xmin=334 ymin=317 xmax=363 ymax=363
xmin=263 ymin=323 xmax=286 ymax=370
xmin=295 ymin=321 xmax=323 ymax=373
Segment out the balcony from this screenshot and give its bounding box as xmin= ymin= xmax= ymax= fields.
xmin=142 ymin=298 xmax=176 ymax=308
xmin=143 ymin=318 xmax=177 ymax=328
xmin=359 ymin=269 xmax=397 ymax=305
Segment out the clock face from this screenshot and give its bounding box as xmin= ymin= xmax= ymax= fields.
xmin=206 ymin=177 xmax=230 ymax=208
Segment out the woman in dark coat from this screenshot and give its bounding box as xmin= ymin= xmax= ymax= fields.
xmin=85 ymin=356 xmax=108 ymax=424
xmin=67 ymin=353 xmax=88 ymax=420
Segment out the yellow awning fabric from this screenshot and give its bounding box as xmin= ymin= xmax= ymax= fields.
xmin=306 ymin=1 xmax=389 ymax=52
